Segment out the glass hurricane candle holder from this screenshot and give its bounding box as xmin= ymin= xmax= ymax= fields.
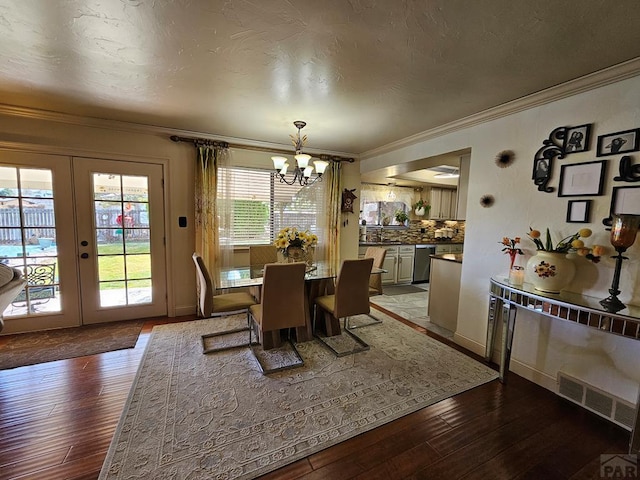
xmin=600 ymin=214 xmax=640 ymax=313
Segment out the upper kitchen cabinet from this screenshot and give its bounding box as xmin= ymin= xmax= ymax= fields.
xmin=455 ymin=154 xmax=470 ymax=220
xmin=429 ymin=187 xmax=457 ymax=219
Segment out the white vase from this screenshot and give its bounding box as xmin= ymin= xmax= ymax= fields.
xmin=415 ymin=207 xmax=425 ymax=216
xmin=526 ymin=251 xmax=576 ymax=294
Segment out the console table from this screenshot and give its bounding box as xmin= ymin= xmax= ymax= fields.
xmin=486 ymin=276 xmax=640 ymax=453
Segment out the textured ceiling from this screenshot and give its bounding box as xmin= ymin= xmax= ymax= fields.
xmin=1 ymin=1 xmax=640 ymax=155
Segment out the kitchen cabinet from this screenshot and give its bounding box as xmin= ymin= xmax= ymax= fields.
xmin=359 ymin=244 xmax=414 ymax=285
xmin=429 ymin=187 xmax=457 ymax=219
xmin=397 ymin=245 xmax=415 ymax=284
xmin=456 ymin=154 xmax=470 ymax=220
xmin=434 ymin=244 xmax=464 ymax=255
xmin=428 ymin=256 xmax=462 ymax=332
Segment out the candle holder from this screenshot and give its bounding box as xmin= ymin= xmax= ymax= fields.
xmin=600 ymin=214 xmax=640 ymax=313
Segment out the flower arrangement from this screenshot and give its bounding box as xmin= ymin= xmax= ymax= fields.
xmin=500 ymin=237 xmax=524 ymax=269
xmin=274 ymin=227 xmax=318 ymax=256
xmin=527 ymin=227 xmax=605 ymax=262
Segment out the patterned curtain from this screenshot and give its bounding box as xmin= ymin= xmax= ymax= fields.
xmin=194 ymin=145 xmax=231 ymax=278
xmin=325 ymin=161 xmax=342 ymax=268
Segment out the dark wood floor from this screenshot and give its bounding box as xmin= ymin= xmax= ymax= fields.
xmin=0 ymin=308 xmax=631 ymax=480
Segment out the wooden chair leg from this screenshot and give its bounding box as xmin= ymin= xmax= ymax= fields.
xmin=262 ymin=329 xmax=282 ymax=350
xmin=324 ymin=310 xmax=341 ymax=337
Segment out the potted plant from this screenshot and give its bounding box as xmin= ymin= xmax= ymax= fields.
xmin=413 ymin=199 xmax=430 ymax=216
xmin=394 ymin=210 xmax=409 ymax=225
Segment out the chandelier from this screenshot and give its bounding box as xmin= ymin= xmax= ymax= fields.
xmin=271 ymin=121 xmax=329 ymax=186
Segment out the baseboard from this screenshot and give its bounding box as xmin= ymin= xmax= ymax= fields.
xmin=452 ymin=332 xmax=485 ymax=357
xmin=175 ymin=305 xmax=197 ymax=317
xmin=508 ymin=359 xmax=558 ymax=393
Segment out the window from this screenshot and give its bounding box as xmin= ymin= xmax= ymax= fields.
xmin=218 ymin=166 xmax=325 ymax=246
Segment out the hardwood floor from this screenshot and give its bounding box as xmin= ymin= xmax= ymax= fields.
xmin=0 ymin=309 xmax=630 ymax=480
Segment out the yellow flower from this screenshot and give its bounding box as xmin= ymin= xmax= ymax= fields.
xmin=591 ymin=245 xmax=606 ymax=257
xmin=571 ymin=239 xmax=584 ymax=249
xmin=578 ymin=228 xmax=592 ymax=238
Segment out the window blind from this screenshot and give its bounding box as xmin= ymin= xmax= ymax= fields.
xmin=218 ymin=166 xmax=325 ymax=246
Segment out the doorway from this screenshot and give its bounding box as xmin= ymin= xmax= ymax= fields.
xmin=0 ymin=151 xmax=167 ymax=333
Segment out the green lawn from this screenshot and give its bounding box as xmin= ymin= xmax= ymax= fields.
xmin=97 ymin=241 xmax=151 ymax=284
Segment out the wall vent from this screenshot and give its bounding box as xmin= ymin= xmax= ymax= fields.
xmin=557 ymin=372 xmax=635 ymax=430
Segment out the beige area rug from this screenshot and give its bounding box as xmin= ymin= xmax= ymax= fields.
xmin=0 ymin=319 xmax=145 ymax=370
xmin=99 ymin=312 xmax=498 ymax=480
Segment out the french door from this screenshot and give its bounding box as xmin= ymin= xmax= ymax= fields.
xmin=73 ymin=157 xmax=167 ymax=324
xmin=0 ymin=151 xmax=167 ymax=333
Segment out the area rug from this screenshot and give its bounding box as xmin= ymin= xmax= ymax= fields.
xmin=99 ymin=312 xmax=497 ymax=480
xmin=0 ymin=319 xmax=145 ymax=370
xmin=381 ymin=284 xmax=427 ymax=295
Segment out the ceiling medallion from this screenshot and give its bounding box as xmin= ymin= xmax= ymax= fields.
xmin=271 ymin=121 xmax=329 ymax=186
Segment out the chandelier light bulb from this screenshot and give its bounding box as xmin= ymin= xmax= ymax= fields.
xmin=303 ymin=166 xmax=314 ymax=178
xmin=272 ymin=156 xmax=287 ymax=171
xmin=295 ymin=153 xmax=311 ymax=169
xmin=314 ymin=159 xmax=329 ymax=175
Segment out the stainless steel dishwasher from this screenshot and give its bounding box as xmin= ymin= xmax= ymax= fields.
xmin=413 ymin=245 xmax=436 ymax=283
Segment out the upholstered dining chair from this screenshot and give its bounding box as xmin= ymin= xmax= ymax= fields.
xmin=192 ymin=253 xmax=257 ymax=354
xmin=248 ymin=262 xmax=307 ymax=374
xmin=248 ymin=245 xmax=278 ymax=302
xmin=364 ymin=246 xmax=387 ymax=296
xmin=313 ymin=257 xmax=373 ymax=356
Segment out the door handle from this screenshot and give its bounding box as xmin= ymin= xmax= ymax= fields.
xmin=81 ymin=253 xmax=89 ymax=259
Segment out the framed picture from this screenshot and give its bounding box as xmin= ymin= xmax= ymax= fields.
xmin=558 ymin=160 xmax=607 ymax=197
xmin=602 ymin=185 xmax=640 ymax=226
xmin=563 ymin=124 xmax=591 ymax=154
xmin=597 ymin=128 xmax=640 ymax=157
xmin=566 ymin=200 xmax=591 ymax=223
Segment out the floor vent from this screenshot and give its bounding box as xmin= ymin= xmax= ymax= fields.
xmin=557 ymin=372 xmax=635 ymax=430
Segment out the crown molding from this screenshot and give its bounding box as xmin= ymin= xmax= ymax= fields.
xmin=360 ymin=57 xmax=640 ymax=160
xmin=0 ymin=104 xmax=357 ymax=159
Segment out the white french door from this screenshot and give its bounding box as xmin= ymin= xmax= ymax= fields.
xmin=0 ymin=151 xmax=167 ymax=333
xmin=73 ymin=157 xmax=167 ymax=324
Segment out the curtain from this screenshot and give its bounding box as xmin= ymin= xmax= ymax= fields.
xmin=194 ymin=145 xmax=231 ymax=280
xmin=325 ymin=161 xmax=342 ymax=267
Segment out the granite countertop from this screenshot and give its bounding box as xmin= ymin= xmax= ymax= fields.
xmin=429 ymin=253 xmax=463 ymax=263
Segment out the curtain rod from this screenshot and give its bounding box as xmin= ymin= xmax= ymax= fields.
xmin=169 ymin=135 xmax=354 ymax=163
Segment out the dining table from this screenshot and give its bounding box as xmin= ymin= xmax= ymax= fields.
xmin=217 ymin=260 xmax=385 ymax=343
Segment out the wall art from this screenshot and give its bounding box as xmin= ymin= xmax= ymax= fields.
xmin=558 ymin=160 xmax=606 ymax=197
xmin=613 ymin=155 xmax=640 ymax=182
xmin=566 ymin=200 xmax=591 ymax=223
xmin=597 ymin=128 xmax=640 ymax=157
xmin=532 ymin=126 xmax=567 ymax=193
xmin=495 ymin=150 xmax=515 ymax=168
xmin=602 ymin=185 xmax=640 ymax=227
xmin=563 ymin=124 xmax=592 ymax=154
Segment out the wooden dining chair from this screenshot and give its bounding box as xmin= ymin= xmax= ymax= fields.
xmin=192 ymin=253 xmax=258 ymax=354
xmin=313 ymin=257 xmax=373 ymax=356
xmin=248 ymin=245 xmax=278 ymax=302
xmin=248 ymin=262 xmax=307 ymax=374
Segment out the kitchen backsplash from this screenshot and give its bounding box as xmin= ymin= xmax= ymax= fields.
xmin=361 ymin=220 xmax=465 ymax=244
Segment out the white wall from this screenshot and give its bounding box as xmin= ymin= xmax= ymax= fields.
xmin=362 ymin=74 xmax=640 ymax=403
